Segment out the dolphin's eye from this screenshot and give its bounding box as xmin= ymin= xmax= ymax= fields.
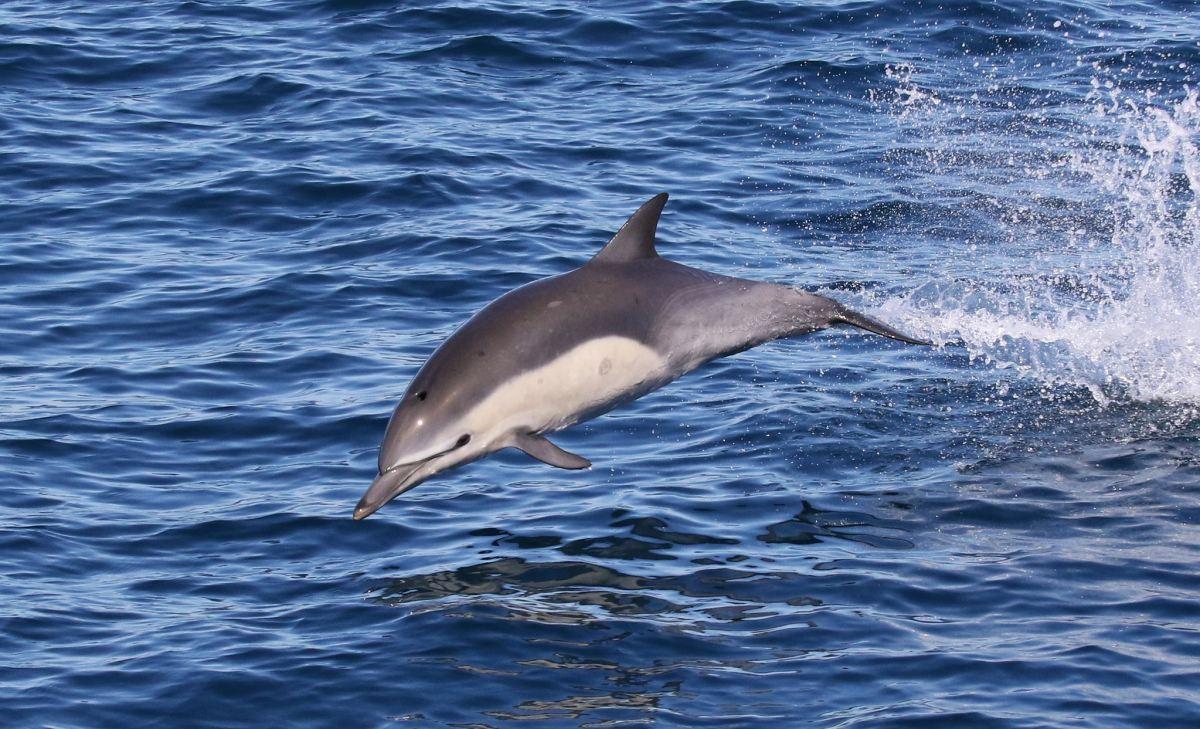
xmin=415 ymin=391 xmax=427 ymax=401
xmin=455 ymin=434 xmax=471 ymax=447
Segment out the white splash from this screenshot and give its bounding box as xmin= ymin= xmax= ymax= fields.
xmin=870 ymin=85 xmax=1200 ymax=404
xmin=872 ymin=63 xmax=943 ymax=114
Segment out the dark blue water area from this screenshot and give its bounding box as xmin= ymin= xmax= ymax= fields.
xmin=3 ymin=0 xmax=1200 ymax=726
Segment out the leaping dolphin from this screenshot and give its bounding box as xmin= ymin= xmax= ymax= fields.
xmin=354 ymin=193 xmax=926 ymax=519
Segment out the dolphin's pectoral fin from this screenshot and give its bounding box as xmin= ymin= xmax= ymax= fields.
xmin=510 ymin=433 xmax=592 ymax=470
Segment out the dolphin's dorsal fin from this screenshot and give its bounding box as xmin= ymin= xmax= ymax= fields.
xmin=590 ymin=193 xmax=668 ymax=264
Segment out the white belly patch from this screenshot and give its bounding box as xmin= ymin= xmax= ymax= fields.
xmin=463 ymin=335 xmax=668 ymax=438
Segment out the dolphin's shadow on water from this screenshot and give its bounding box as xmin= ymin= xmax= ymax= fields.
xmin=361 ymin=499 xmax=920 ymax=724
xmin=369 ymin=498 xmax=916 ymax=609
xmin=758 ymin=499 xmax=915 ymax=550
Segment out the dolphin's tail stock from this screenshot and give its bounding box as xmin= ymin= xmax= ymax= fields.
xmin=832 ymin=305 xmax=930 ymax=346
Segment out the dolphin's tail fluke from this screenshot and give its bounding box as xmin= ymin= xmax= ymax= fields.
xmin=832 ymin=306 xmax=930 ymax=346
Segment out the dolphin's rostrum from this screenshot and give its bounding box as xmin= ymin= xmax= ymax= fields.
xmin=354 ymin=194 xmax=927 ymax=519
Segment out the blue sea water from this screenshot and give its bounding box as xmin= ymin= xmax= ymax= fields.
xmin=3 ymin=0 xmax=1200 ymax=726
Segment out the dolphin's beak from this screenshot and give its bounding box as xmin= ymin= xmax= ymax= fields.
xmin=353 ymin=461 xmax=427 ymax=520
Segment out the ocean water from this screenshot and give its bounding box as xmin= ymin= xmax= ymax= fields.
xmin=2 ymin=0 xmax=1199 ymax=726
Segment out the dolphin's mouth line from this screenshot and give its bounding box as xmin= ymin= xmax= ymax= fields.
xmin=356 ymin=448 xmax=465 ymax=520
xmin=380 ymin=449 xmax=448 ymax=477
xmin=357 ymin=441 xmax=492 ymax=520
xmin=380 ymin=460 xmax=418 ymax=476
xmin=354 ymin=461 xmax=425 ymax=520
xmin=380 ymin=435 xmax=474 ymax=476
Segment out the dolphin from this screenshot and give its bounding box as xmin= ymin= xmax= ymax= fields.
xmin=354 ymin=193 xmax=926 ymax=519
